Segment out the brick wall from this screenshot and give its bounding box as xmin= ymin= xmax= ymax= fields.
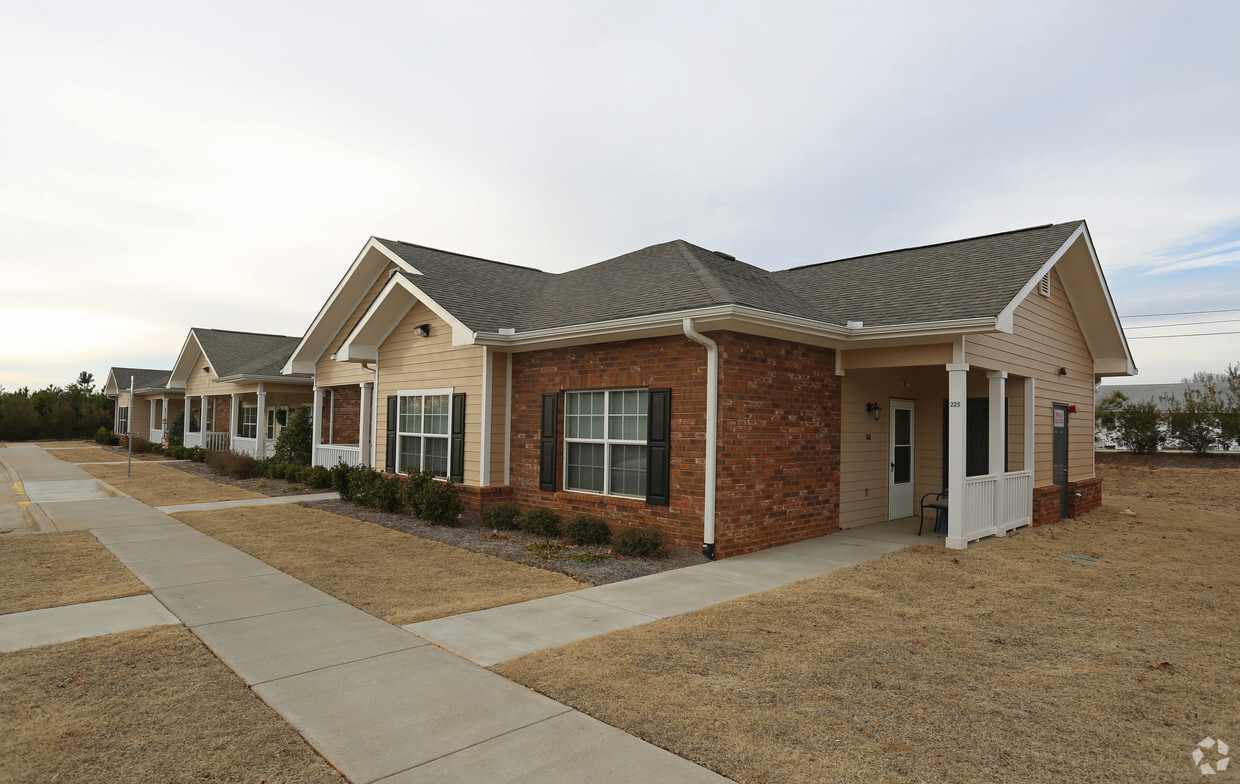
xmin=1068 ymin=476 xmax=1103 ymax=517
xmin=509 ymin=332 xmax=841 ymax=558
xmin=458 ymin=484 xmax=515 ymax=517
xmin=1033 ymin=485 xmax=1060 ymax=525
xmin=323 ymin=385 xmax=361 ymax=444
xmin=209 ymin=396 xmax=231 ymax=433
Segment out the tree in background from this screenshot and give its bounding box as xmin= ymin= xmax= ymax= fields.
xmin=1113 ymin=401 xmax=1164 ymax=454
xmin=1220 ymin=363 xmax=1240 ymax=447
xmin=0 ymin=373 xmax=113 ymax=441
xmin=1095 ymin=388 xmax=1129 ymax=444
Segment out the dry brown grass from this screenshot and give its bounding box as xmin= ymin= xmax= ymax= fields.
xmin=0 ymin=531 xmax=147 ymax=614
xmin=175 ymin=504 xmax=583 ymax=625
xmin=496 ymin=465 xmax=1240 ymax=783
xmin=46 ymin=446 xmax=133 ymax=463
xmin=0 ymin=625 xmax=344 ymax=784
xmin=81 ymin=462 xmax=264 ymax=506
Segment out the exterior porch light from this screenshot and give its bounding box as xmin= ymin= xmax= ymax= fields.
xmin=866 ymin=402 xmax=882 ymax=421
xmin=413 ymin=324 xmax=430 ymax=337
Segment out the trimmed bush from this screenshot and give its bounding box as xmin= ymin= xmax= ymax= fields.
xmin=166 ymin=411 xmax=185 ymax=448
xmin=165 ymin=445 xmax=185 ymax=460
xmin=188 ymin=446 xmax=207 ymax=463
xmin=300 ymin=465 xmax=332 ymax=488
xmin=330 ymin=463 xmax=353 ymax=500
xmin=272 ymin=406 xmax=312 ymax=466
xmin=565 ymin=514 xmax=611 ymax=546
xmin=520 ymin=508 xmax=563 ymax=539
xmin=94 ymin=426 xmax=118 ymax=446
xmin=613 ymin=526 xmax=664 ymax=558
xmin=420 ymin=480 xmax=463 ymax=526
xmin=482 ymin=501 xmax=522 ymax=531
xmin=400 ymin=469 xmax=436 ymax=517
xmin=1114 ymin=401 xmax=1165 ymax=454
xmin=361 ymin=474 xmax=402 ymax=512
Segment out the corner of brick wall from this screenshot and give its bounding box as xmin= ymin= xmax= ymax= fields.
xmin=1032 ymin=485 xmax=1061 ymax=525
xmin=456 ymin=485 xmax=515 ymax=517
xmin=1068 ymin=476 xmax=1103 ymax=517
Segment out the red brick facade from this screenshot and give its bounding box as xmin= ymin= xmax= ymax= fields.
xmin=208 ymin=395 xmax=230 ymax=434
xmin=508 ymin=332 xmax=841 ymax=558
xmin=1033 ymin=477 xmax=1104 ymax=525
xmin=322 ymin=385 xmax=362 ymax=444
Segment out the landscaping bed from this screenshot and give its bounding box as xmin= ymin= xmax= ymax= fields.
xmin=80 ymin=462 xmax=266 ymax=506
xmin=1 ymin=625 xmax=343 ymax=783
xmin=302 ymin=498 xmax=709 ymax=586
xmin=496 ymin=463 xmax=1240 ymax=782
xmin=0 ymin=531 xmax=147 ymax=615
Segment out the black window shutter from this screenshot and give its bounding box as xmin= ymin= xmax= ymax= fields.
xmin=385 ymin=395 xmax=398 ymax=473
xmin=539 ymin=393 xmax=557 ymax=492
xmin=646 ymin=388 xmax=671 ymax=506
xmin=450 ymin=392 xmax=466 ymax=483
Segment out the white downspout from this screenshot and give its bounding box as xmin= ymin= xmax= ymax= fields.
xmin=682 ymin=318 xmax=718 ymax=560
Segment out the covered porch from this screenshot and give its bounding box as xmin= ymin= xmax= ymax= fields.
xmin=838 ymin=345 xmax=1035 ymax=550
xmin=311 ymin=383 xmax=374 ymax=468
xmin=183 ymin=383 xmax=311 ymax=458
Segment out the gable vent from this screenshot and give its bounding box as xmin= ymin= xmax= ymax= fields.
xmin=1039 ymin=273 xmax=1051 ymax=298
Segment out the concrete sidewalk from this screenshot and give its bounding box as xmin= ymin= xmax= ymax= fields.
xmin=406 ymin=521 xmax=933 ymax=666
xmin=1 ymin=444 xmax=733 ymax=784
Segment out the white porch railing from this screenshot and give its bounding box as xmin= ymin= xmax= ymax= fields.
xmin=1003 ymin=471 xmax=1033 ymax=530
xmin=185 ymin=431 xmax=202 ymax=448
xmin=962 ymin=475 xmax=998 ymax=542
xmin=315 ymin=444 xmax=363 ymax=468
xmin=151 ymin=427 xmax=164 ymax=443
xmin=232 ymin=437 xmax=260 ymax=459
xmin=204 ymin=432 xmax=230 ymax=452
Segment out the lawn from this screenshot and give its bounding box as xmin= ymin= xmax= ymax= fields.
xmin=175 ymin=504 xmax=584 ymax=625
xmin=80 ymin=462 xmax=264 ymax=505
xmin=0 ymin=531 xmax=147 ymax=614
xmin=496 ymin=463 xmax=1240 ymax=783
xmin=0 ymin=625 xmax=344 ymax=784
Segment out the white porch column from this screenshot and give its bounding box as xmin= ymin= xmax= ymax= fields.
xmin=945 ymin=363 xmax=969 ymax=549
xmin=183 ymin=398 xmax=192 ymax=443
xmin=256 ymin=383 xmax=267 ymax=457
xmin=161 ymin=397 xmax=169 ymax=434
xmin=229 ymin=394 xmax=240 ymax=442
xmin=201 ymin=395 xmax=209 ymax=439
xmin=312 ymin=387 xmax=324 ymax=466
xmin=988 ymin=370 xmax=1007 ymax=537
xmin=358 ymin=382 xmax=372 ymax=467
xmin=1024 ymin=377 xmax=1036 ymax=479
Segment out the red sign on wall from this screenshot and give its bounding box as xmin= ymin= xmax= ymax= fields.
xmin=1054 ymin=409 xmax=1066 ymax=427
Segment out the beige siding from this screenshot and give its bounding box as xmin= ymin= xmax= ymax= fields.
xmin=316 ymin=262 xmax=400 ymax=387
xmin=376 ymin=302 xmax=486 ymax=485
xmin=967 ymin=267 xmax=1095 ymax=484
xmin=840 ymin=367 xmax=946 ymax=528
xmin=183 ymin=348 xmax=214 ymax=397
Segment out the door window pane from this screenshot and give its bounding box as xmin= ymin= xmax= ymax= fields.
xmin=894 ymin=445 xmax=911 ymax=484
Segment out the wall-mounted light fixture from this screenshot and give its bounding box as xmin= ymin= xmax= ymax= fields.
xmin=1058 ymin=367 xmax=1068 ymax=376
xmin=413 ymin=324 xmax=430 ymax=338
xmin=866 ymin=402 xmax=882 ymax=421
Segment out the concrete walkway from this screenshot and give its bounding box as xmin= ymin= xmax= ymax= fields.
xmin=0 ymin=445 xmax=733 ymax=784
xmin=408 ymin=518 xmax=943 ymax=666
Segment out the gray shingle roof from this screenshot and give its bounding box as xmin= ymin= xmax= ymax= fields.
xmin=192 ymin=329 xmax=309 ymax=379
xmin=373 ymin=221 xmax=1084 ymax=334
xmin=110 ymin=367 xmax=171 ymax=391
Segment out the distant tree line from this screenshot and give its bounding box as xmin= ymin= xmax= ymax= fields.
xmin=1098 ymin=363 xmax=1240 ymax=454
xmin=0 ymin=372 xmax=114 ymax=441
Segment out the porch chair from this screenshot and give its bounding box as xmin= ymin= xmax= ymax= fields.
xmin=919 ymin=489 xmax=949 ymax=536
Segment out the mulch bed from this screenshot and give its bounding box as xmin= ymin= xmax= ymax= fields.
xmin=300 ymin=499 xmax=709 ymax=586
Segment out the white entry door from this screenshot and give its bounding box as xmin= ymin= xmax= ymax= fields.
xmin=888 ymin=399 xmax=915 ymax=519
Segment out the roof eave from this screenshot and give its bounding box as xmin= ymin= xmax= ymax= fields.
xmin=214 ymin=374 xmax=313 ymax=385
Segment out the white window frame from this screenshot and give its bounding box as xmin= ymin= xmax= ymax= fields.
xmin=395 ymin=388 xmax=453 ymax=479
xmin=117 ymin=405 xmax=130 ymax=435
xmin=563 ymin=388 xmax=648 ymax=498
xmin=239 ymin=404 xmax=258 ymax=439
xmin=150 ymin=403 xmax=160 ymax=433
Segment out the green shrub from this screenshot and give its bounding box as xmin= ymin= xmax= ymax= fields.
xmin=1114 ymin=401 xmax=1165 ymax=454
xmin=301 ymin=465 xmax=332 ymax=488
xmin=330 ymin=463 xmax=353 ymax=499
xmin=164 ymin=445 xmax=185 ymax=460
xmin=400 ymin=469 xmax=436 ymax=517
xmin=188 ymin=446 xmax=207 ymax=463
xmin=613 ymin=526 xmax=664 ymax=558
xmin=272 ymin=406 xmax=312 ymax=466
xmin=565 ymin=514 xmax=611 ymax=546
xmin=359 ymin=474 xmax=401 ymax=512
xmin=94 ymin=426 xmax=117 ymax=446
xmin=420 ymin=480 xmax=463 ymax=526
xmin=482 ymin=501 xmax=522 ymax=531
xmin=206 ymin=449 xmax=263 ymax=479
xmin=148 ymin=441 xmax=163 ymax=454
xmin=167 ymin=411 xmax=185 ymax=448
xmin=520 ymin=508 xmax=562 ymax=539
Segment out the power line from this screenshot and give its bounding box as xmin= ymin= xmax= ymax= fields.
xmin=1122 ymin=308 xmax=1240 ymax=318
xmin=1126 ymin=318 xmax=1240 ymax=329
xmin=1126 ymin=331 xmax=1240 ymax=339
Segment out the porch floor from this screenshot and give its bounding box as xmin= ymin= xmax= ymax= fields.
xmin=841 ymin=515 xmax=947 ymax=547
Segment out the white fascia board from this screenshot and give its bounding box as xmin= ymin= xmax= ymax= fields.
xmin=281 ymin=238 xmax=419 ymax=375
xmin=214 ymin=374 xmax=313 ymax=385
xmin=471 ymin=305 xmax=998 ymax=349
xmin=1075 ymin=227 xmax=1137 ymax=376
xmin=337 ymin=275 xmax=416 ymax=362
xmin=169 ymin=331 xmax=213 ymax=388
xmin=996 ymin=222 xmax=1086 ymax=331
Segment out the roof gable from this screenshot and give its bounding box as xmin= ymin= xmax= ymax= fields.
xmin=171 ymin=328 xmax=308 ymax=387
xmin=105 ymin=367 xmax=171 ymax=396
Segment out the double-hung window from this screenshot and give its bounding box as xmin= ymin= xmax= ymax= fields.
xmin=239 ymin=405 xmax=258 ymax=439
xmin=564 ymin=389 xmax=647 ymax=497
xmin=117 ymin=405 xmax=130 ymax=434
xmin=396 ymin=390 xmax=451 ymax=478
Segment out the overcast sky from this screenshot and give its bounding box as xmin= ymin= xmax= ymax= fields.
xmin=3 ymin=0 xmax=1237 ymax=391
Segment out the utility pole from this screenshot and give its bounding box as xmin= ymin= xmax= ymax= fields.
xmin=127 ymin=375 xmax=134 ymax=477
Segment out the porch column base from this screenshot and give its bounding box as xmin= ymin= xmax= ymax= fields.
xmin=945 ymin=536 xmax=968 ymax=550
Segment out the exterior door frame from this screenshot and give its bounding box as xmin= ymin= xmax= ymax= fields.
xmin=1053 ymin=402 xmax=1070 ymax=517
xmin=888 ymin=398 xmax=915 ymax=519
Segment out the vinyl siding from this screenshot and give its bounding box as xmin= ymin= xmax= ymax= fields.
xmin=966 ymin=267 xmax=1095 ymax=483
xmin=315 ymin=262 xmax=400 ymax=387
